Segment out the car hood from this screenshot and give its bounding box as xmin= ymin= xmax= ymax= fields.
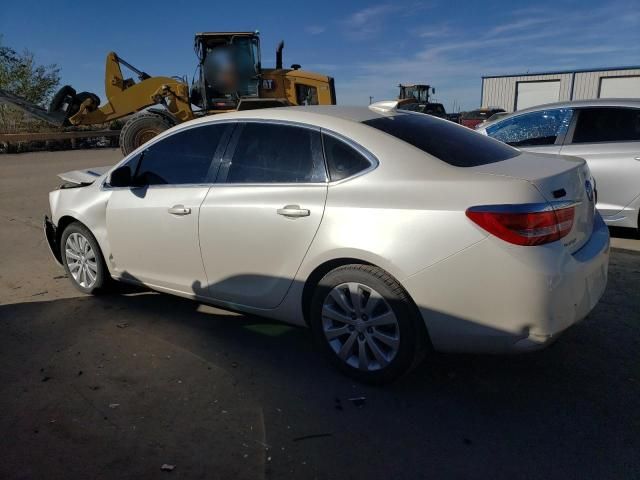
xmin=58 ymin=165 xmax=110 ymax=185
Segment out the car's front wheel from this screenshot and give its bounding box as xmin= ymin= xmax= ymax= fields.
xmin=60 ymin=222 xmax=109 ymax=294
xmin=310 ymin=264 xmax=428 ymax=384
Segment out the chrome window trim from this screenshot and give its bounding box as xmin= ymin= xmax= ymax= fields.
xmin=485 ymin=108 xmax=574 ymax=147
xmin=565 ymin=106 xmax=640 ymax=145
xmin=217 ymin=119 xmax=328 ymax=186
xmin=101 ymin=121 xmax=236 ymax=190
xmin=320 ymin=128 xmax=379 ymax=185
xmin=101 ymin=117 xmax=381 ymax=189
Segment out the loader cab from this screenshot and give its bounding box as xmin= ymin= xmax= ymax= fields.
xmin=399 ymin=84 xmax=435 ymax=104
xmin=191 ymin=31 xmax=262 ymax=111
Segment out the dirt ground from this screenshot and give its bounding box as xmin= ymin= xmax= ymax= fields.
xmin=1 ymin=149 xmax=639 ymax=480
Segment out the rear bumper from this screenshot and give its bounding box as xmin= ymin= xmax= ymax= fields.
xmin=404 ymin=213 xmax=610 ymax=353
xmin=44 ymin=215 xmax=62 ymax=265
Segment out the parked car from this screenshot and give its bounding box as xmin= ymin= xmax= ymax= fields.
xmin=461 ymin=107 xmax=506 ymax=129
xmin=45 ymin=106 xmax=609 ymax=383
xmin=477 ymin=99 xmax=640 ymax=232
xmin=447 ymin=112 xmax=462 ymax=124
xmin=475 ymin=111 xmax=509 ymax=129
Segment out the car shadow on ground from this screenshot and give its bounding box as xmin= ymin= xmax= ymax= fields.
xmin=1 ymin=247 xmax=639 ymax=480
xmin=609 ymin=226 xmax=640 ymax=240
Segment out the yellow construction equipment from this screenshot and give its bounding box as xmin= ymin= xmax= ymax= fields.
xmin=0 ymin=31 xmax=336 ymax=154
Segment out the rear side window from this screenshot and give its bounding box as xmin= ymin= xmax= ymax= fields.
xmin=572 ymin=107 xmax=640 ymax=143
xmin=226 ymin=123 xmax=326 ymax=183
xmin=363 ymin=113 xmax=519 ymax=167
xmin=485 ymin=109 xmax=573 ymax=147
xmin=322 ymin=134 xmax=371 ymax=181
xmin=134 ymin=124 xmax=225 ymax=185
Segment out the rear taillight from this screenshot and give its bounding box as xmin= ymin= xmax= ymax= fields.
xmin=466 ymin=202 xmax=576 ymax=246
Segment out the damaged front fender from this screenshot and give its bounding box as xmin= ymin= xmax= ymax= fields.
xmin=44 ymin=215 xmax=62 ymax=265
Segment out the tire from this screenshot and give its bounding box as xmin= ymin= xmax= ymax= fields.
xmin=48 ymin=85 xmax=76 ymax=114
xmin=60 ymin=222 xmax=110 ymax=294
xmin=310 ymin=264 xmax=429 ymax=384
xmin=119 ymin=112 xmax=175 ymax=156
xmin=74 ymin=91 xmax=101 ymax=110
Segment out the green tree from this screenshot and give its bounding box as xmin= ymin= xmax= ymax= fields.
xmin=0 ymin=36 xmax=60 ymax=133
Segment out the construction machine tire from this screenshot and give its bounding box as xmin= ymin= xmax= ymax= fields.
xmin=119 ymin=112 xmax=175 ymax=156
xmin=75 ymin=92 xmax=101 ymax=110
xmin=48 ymin=85 xmax=76 ymax=114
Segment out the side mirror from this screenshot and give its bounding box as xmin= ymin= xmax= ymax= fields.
xmin=109 ymin=165 xmax=132 ymax=187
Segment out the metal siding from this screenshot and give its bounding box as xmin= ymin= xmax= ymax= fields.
xmin=482 ymin=74 xmax=570 ymax=112
xmin=573 ymin=69 xmax=640 ymax=99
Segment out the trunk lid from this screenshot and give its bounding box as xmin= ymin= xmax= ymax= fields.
xmin=58 ymin=165 xmax=111 ymax=185
xmin=471 ymin=152 xmax=596 ymax=253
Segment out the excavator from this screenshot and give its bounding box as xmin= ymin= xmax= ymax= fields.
xmin=0 ymin=31 xmax=336 ymax=155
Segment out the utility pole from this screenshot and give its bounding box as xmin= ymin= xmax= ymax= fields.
xmin=369 ymin=96 xmax=374 ymax=105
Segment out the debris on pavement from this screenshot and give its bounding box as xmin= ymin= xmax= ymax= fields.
xmin=160 ymin=464 xmax=175 ymax=471
xmin=41 ymin=376 xmax=51 ymax=382
xmin=116 ymin=322 xmax=129 ymax=329
xmin=292 ymin=433 xmax=333 ymax=442
xmin=348 ymin=396 xmax=366 ymax=408
xmin=108 ymin=403 xmax=120 ymax=409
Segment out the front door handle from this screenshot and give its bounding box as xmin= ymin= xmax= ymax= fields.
xmin=634 ymin=156 xmax=640 ymax=161
xmin=168 ymin=205 xmax=191 ymax=216
xmin=277 ymin=205 xmax=310 ymax=218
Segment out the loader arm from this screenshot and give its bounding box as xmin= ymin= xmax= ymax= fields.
xmin=67 ymin=52 xmax=194 ymax=125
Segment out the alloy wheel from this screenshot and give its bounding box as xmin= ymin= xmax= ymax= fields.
xmin=322 ymin=282 xmax=400 ymax=371
xmin=65 ymin=232 xmax=98 ymax=289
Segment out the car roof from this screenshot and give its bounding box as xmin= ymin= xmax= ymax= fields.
xmin=477 ymin=98 xmax=640 ymax=130
xmin=186 ymin=105 xmax=394 ymax=127
xmin=512 ymin=98 xmax=640 ymax=114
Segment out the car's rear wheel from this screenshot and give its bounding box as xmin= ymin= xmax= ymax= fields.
xmin=310 ymin=264 xmax=428 ymax=384
xmin=60 ymin=222 xmax=109 ymax=294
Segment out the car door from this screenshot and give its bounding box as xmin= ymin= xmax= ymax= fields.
xmin=198 ymin=121 xmax=328 ymax=309
xmin=105 ymin=123 xmax=231 ymax=294
xmin=484 ymin=108 xmax=573 ymax=154
xmin=560 ymin=107 xmax=640 ymax=219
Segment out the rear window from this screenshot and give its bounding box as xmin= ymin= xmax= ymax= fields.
xmin=362 ymin=113 xmax=519 ymax=167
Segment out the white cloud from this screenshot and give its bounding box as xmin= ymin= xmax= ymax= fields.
xmin=343 ymin=4 xmax=398 ymax=39
xmin=305 ymin=25 xmax=326 ymax=35
xmin=334 ymin=0 xmax=640 ymax=108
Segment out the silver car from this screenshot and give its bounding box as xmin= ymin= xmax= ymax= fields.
xmin=477 ymin=99 xmax=640 ymax=232
xmin=45 ymin=106 xmax=609 ymax=383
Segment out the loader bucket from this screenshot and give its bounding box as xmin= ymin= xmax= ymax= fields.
xmin=0 ymin=88 xmax=67 ymax=126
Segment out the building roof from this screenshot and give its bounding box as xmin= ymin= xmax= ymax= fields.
xmin=482 ymin=65 xmax=640 ymax=79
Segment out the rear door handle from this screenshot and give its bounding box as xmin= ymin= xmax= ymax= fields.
xmin=277 ymin=205 xmax=310 ymax=218
xmin=634 ymin=156 xmax=640 ymax=161
xmin=168 ymin=205 xmax=191 ymax=216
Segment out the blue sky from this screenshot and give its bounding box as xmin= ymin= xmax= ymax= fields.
xmin=2 ymin=0 xmax=639 ymax=110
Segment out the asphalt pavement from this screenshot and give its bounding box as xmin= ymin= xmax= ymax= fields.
xmin=1 ymin=149 xmax=639 ymax=480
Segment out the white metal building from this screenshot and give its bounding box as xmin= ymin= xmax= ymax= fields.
xmin=481 ymin=66 xmax=640 ymax=112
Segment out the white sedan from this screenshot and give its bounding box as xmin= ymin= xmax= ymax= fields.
xmin=45 ymin=105 xmax=610 ymax=383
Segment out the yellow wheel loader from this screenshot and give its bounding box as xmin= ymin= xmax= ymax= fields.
xmin=0 ymin=31 xmax=336 ymax=155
